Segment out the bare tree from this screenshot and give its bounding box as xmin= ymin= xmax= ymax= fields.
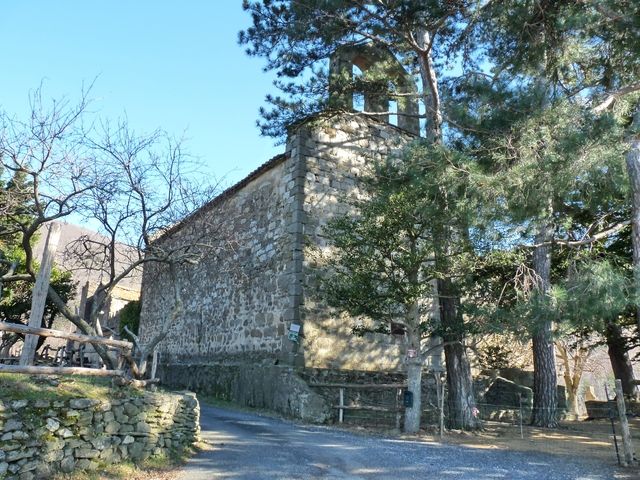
xmin=0 ymin=88 xmax=217 ymax=379
xmin=555 ymin=336 xmax=598 ymax=420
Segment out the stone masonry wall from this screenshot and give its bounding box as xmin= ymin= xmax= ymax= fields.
xmin=139 ymin=155 xmax=298 ymax=365
xmin=0 ymin=391 xmax=199 ymax=479
xmin=294 ymin=115 xmax=443 ymax=371
xmin=157 ymin=363 xmax=330 ymax=423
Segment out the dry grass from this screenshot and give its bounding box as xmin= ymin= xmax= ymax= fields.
xmin=0 ymin=373 xmax=141 ymax=401
xmin=414 ymin=418 xmax=640 ymax=479
xmin=49 ymin=447 xmax=205 ymax=480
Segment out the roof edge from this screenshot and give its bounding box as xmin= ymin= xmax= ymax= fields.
xmin=156 ymin=152 xmax=289 ymax=242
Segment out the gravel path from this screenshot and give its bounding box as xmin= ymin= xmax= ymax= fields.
xmin=177 ymin=404 xmax=618 ymax=480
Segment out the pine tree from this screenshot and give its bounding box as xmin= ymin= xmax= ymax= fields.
xmin=440 ymin=0 xmax=640 ymax=425
xmin=321 ymin=142 xmax=476 ymax=432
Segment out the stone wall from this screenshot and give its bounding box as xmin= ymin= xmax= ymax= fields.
xmin=139 ymin=155 xmax=298 ymax=365
xmin=0 ymin=391 xmax=199 ymax=479
xmin=157 ymin=363 xmax=330 ymax=423
xmin=295 ymin=115 xmax=442 ymax=371
xmin=301 ymin=368 xmax=441 ymax=426
xmin=585 ymin=400 xmax=640 ymax=419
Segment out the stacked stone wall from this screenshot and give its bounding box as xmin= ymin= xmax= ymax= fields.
xmin=0 ymin=391 xmax=199 ymax=479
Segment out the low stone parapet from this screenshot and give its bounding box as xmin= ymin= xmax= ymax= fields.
xmin=585 ymin=400 xmax=640 ymax=419
xmin=0 ymin=391 xmax=199 ymax=479
xmin=158 ymin=363 xmax=331 ymax=424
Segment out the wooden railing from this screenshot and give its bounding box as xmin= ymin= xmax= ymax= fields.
xmin=0 ymin=321 xmax=133 ymax=377
xmin=309 ymin=383 xmax=406 ymax=428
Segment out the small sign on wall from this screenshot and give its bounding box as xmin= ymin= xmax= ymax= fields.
xmin=288 ymin=323 xmax=301 ymax=342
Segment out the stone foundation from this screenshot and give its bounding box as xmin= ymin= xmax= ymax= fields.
xmin=157 ymin=363 xmax=331 ymax=423
xmin=585 ymin=400 xmax=640 ymax=419
xmin=301 ymin=368 xmax=441 ymax=426
xmin=158 ymin=362 xmax=444 ymax=427
xmin=0 ymin=391 xmax=199 ymax=479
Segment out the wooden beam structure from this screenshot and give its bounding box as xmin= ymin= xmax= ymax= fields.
xmin=0 ymin=322 xmax=133 ymax=350
xmin=0 ymin=364 xmax=124 ymax=377
xmin=21 ymin=223 xmax=61 ymax=366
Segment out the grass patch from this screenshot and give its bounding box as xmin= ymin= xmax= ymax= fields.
xmin=0 ymin=373 xmax=141 ymax=401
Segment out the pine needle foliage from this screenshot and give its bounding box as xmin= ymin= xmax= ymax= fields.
xmin=321 ymin=140 xmax=474 ymax=334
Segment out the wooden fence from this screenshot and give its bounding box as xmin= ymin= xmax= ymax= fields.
xmin=310 ymin=383 xmax=406 ymax=429
xmin=0 ymin=321 xmax=133 ymax=377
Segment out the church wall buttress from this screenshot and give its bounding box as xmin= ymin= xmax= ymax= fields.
xmin=297 ymin=116 xmax=429 ymax=372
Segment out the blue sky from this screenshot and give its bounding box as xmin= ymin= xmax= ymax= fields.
xmin=0 ymin=1 xmax=282 ymax=187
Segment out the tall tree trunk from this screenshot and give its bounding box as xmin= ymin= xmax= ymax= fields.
xmin=625 ymin=107 xmax=640 ymax=336
xmin=605 ymin=320 xmax=638 ymax=397
xmin=530 ymin=222 xmax=558 ymax=427
xmin=403 ymin=300 xmax=423 ymax=434
xmin=404 ymin=358 xmax=423 ymax=433
xmin=416 ymin=28 xmax=479 ymax=430
xmin=439 ymin=278 xmax=480 ymax=430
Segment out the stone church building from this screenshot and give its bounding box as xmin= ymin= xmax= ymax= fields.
xmin=139 ymin=46 xmax=442 ymax=421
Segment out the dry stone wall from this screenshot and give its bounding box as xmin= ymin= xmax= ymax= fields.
xmin=0 ymin=391 xmax=199 ymax=479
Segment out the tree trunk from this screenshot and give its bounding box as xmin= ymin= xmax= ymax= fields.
xmin=415 ymin=28 xmax=442 ymax=143
xmin=566 ymin=387 xmax=580 ymax=421
xmin=402 ymin=303 xmax=423 ymax=434
xmin=439 ymin=278 xmax=480 ymax=430
xmin=416 ymin=27 xmax=478 ymax=430
xmin=443 ymin=338 xmax=478 ymax=429
xmin=558 ymin=343 xmax=577 ymax=419
xmin=404 ymin=358 xmax=423 ymax=433
xmin=530 ymin=222 xmax=558 ymax=427
xmin=625 ymin=107 xmax=640 ymax=336
xmin=556 ymin=342 xmax=590 ymax=420
xmin=531 ymin=330 xmax=558 ymax=426
xmin=605 ymin=320 xmax=638 ymax=397
xmin=20 ymin=223 xmax=61 ymax=366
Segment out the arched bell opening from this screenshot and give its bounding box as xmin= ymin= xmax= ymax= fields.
xmin=329 ymin=44 xmax=419 ymax=136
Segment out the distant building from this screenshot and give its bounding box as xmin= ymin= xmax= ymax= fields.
xmin=33 ymin=221 xmax=141 ymax=336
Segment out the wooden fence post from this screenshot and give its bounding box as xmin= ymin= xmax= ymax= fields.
xmin=436 ymin=373 xmax=445 ymax=438
xmin=20 ymin=223 xmax=61 ymax=366
xmin=615 ymin=379 xmax=636 ymax=466
xmin=338 ymin=387 xmax=345 ymax=423
xmin=395 ymin=388 xmax=402 ymax=430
